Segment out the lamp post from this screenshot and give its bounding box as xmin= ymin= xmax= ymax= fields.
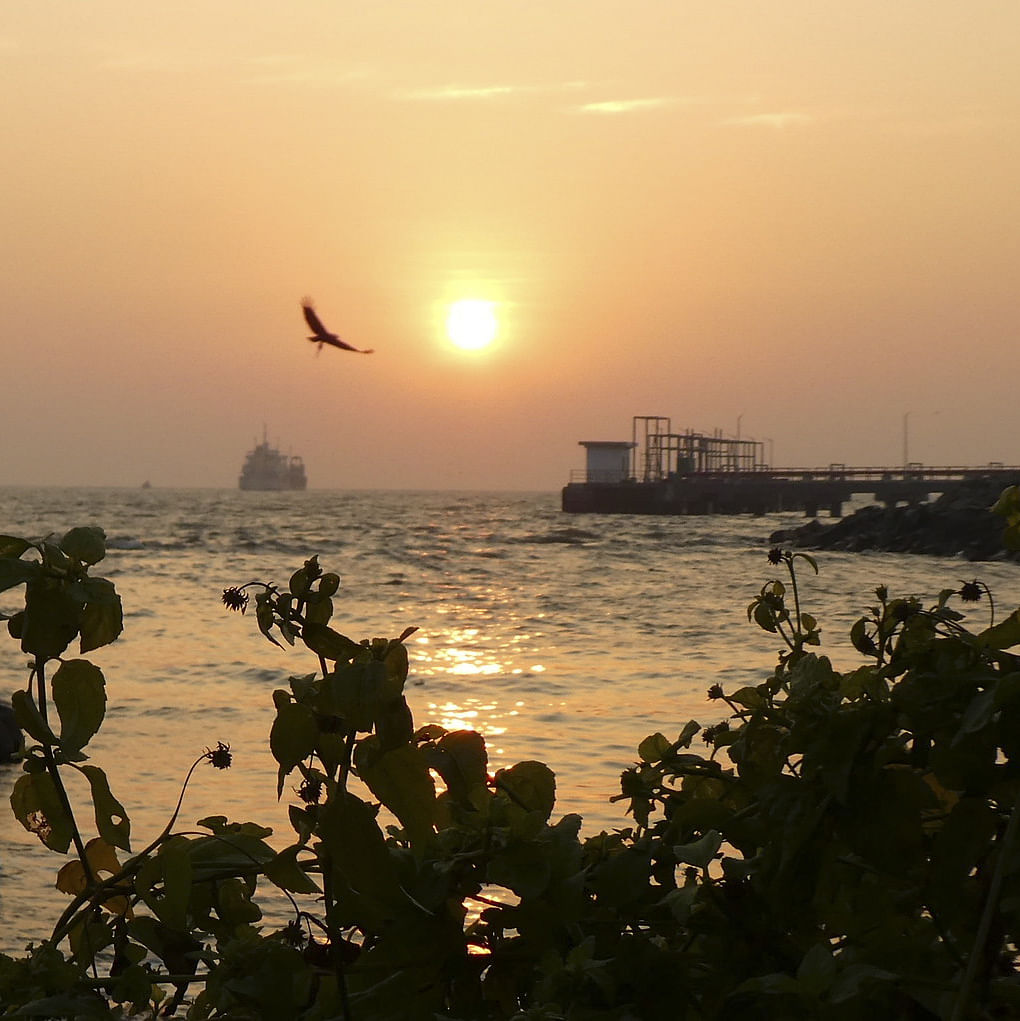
xmin=903 ymin=411 xmax=911 ymax=468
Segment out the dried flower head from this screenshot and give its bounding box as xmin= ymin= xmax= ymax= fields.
xmin=204 ymin=741 xmax=232 ymax=770
xmin=702 ymin=720 xmax=731 ymax=745
xmin=959 ymin=580 xmax=983 ymax=603
xmin=767 ymin=548 xmax=785 ymax=565
xmin=874 ymin=585 xmax=888 ymax=602
xmin=707 ymin=684 xmax=725 ymax=701
xmin=282 ymin=919 xmax=306 ymax=947
xmin=891 ymin=600 xmax=917 ymax=623
xmin=222 ymin=587 xmax=249 ymax=613
xmin=297 ymin=776 xmax=323 ymax=805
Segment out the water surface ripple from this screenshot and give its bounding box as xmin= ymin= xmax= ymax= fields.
xmin=1 ymin=486 xmax=1017 ymax=952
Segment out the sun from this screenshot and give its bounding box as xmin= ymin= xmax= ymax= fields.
xmin=446 ymin=299 xmax=498 ymax=351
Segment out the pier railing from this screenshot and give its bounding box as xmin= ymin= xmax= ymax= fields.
xmin=569 ymin=464 xmax=1020 ymax=485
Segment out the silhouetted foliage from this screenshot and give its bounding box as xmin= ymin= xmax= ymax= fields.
xmin=1 ymin=498 xmax=1019 ymax=1018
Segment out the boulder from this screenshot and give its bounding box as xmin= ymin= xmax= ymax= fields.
xmin=0 ymin=702 xmax=23 ymax=762
xmin=769 ymin=479 xmax=1019 ymax=561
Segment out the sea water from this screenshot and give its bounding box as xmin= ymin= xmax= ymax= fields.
xmin=1 ymin=486 xmax=1018 ymax=954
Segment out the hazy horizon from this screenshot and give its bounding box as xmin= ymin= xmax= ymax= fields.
xmin=3 ymin=2 xmax=1017 ymax=490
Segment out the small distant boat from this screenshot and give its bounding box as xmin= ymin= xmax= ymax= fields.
xmin=239 ymin=429 xmax=307 ymax=491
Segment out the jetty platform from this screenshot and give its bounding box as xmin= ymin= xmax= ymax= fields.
xmin=562 ymin=416 xmax=1020 ymax=517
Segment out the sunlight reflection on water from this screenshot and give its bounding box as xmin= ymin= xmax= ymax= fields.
xmin=1 ymin=486 xmax=1018 ymax=953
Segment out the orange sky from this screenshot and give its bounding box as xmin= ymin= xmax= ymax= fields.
xmin=2 ymin=2 xmax=1018 ymax=489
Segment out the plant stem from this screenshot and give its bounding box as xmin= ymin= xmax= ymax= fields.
xmin=951 ymin=798 xmax=1020 ymax=1020
xmin=35 ymin=660 xmax=95 ymax=887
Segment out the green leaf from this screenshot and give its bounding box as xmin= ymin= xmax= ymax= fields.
xmin=254 ymin=592 xmax=281 ymax=648
xmin=375 ymin=694 xmax=415 ymax=750
xmin=79 ymin=578 xmax=123 ymax=653
xmin=494 ymin=760 xmax=556 ymax=825
xmin=729 ymin=685 xmax=766 ymax=710
xmin=217 ymin=876 xmax=263 ymax=926
xmin=185 ymin=824 xmax=275 ymax=882
xmin=850 ymin=618 xmax=877 ymax=655
xmin=487 ymin=840 xmax=554 ymax=899
xmin=588 ymin=845 xmax=651 ymax=909
xmin=318 ymin=792 xmax=402 ymax=924
xmin=10 ymin=771 xmax=75 ymax=852
xmin=0 ymin=554 xmax=39 ymax=594
xmin=976 ymin=609 xmax=1020 ymax=650
xmin=59 ymin=527 xmax=107 ymax=566
xmin=52 ymin=660 xmax=107 ymax=754
xmin=955 ymin=691 xmax=997 ymax=741
xmin=991 ymin=484 xmax=1020 ymax=520
xmin=326 ymin=659 xmax=386 ymax=733
xmin=673 ymin=829 xmax=723 ymax=869
xmin=753 ymin=600 xmax=778 ymax=633
xmin=793 ymin=551 xmax=819 ymax=574
xmin=303 ymin=622 xmax=360 ymax=662
xmin=21 ymin=578 xmax=82 ymax=659
xmin=12 ymin=689 xmax=60 ymax=745
xmin=127 ymin=916 xmax=201 ymax=977
xmin=289 ymin=565 xmax=312 ymax=597
xmin=78 ymin=764 xmax=131 ymax=850
xmin=270 ymin=701 xmax=318 ymax=797
xmin=304 ymin=595 xmax=333 ymax=625
xmin=677 ymin=719 xmax=701 ymax=748
xmin=0 ymin=534 xmax=33 ymax=558
xmin=424 ymin=729 xmax=489 ymax=805
xmin=264 ymin=844 xmax=320 ymax=894
xmin=69 ymin=914 xmax=113 ymax=967
xmin=136 ymin=836 xmax=192 ymax=930
xmin=356 ymin=740 xmax=437 ymax=849
xmin=381 ymin=639 xmax=410 ymax=694
xmin=638 ymin=732 xmax=672 ymax=763
xmin=797 ymin=942 xmax=836 ymax=997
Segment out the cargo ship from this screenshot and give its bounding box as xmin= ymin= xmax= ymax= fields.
xmin=238 ymin=429 xmax=307 ymax=491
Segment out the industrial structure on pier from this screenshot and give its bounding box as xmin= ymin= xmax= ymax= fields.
xmin=562 ymin=415 xmax=1019 ymax=517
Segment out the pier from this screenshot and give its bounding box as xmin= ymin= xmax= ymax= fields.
xmin=562 ymin=416 xmax=1020 ymax=517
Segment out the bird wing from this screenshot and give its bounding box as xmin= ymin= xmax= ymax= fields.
xmin=301 ymin=297 xmax=373 ymax=353
xmin=301 ymin=298 xmax=330 ymax=339
xmin=324 ymin=336 xmax=374 ymax=354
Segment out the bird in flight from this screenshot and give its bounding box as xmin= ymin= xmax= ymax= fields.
xmin=301 ymin=298 xmax=374 ymax=354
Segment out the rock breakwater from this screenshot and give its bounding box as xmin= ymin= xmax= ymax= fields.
xmin=769 ymin=479 xmax=1020 ymax=562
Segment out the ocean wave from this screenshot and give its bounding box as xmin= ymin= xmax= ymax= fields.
xmin=513 ymin=528 xmax=601 ymax=545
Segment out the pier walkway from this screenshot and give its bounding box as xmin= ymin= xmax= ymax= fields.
xmin=562 ymin=464 xmax=1020 ymax=517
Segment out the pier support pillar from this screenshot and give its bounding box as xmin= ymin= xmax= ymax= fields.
xmin=804 ymin=503 xmax=817 ymax=518
xmin=829 ymin=501 xmax=843 ymax=517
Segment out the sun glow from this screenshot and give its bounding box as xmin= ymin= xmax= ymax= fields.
xmin=446 ymin=299 xmax=498 ymax=351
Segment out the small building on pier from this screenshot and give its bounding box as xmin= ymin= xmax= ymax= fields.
xmin=579 ymin=441 xmax=636 ymax=483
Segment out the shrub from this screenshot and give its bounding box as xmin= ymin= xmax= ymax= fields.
xmin=1 ymin=523 xmax=1019 ymax=1019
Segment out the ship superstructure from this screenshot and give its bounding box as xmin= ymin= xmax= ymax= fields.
xmin=238 ymin=429 xmax=307 ymax=491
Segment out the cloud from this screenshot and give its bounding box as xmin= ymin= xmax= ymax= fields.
xmin=399 ymin=84 xmax=524 ymax=101
xmin=396 ymin=80 xmax=587 ymax=102
xmin=722 ymin=112 xmax=813 ymax=129
xmin=573 ymin=97 xmax=678 ymax=115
